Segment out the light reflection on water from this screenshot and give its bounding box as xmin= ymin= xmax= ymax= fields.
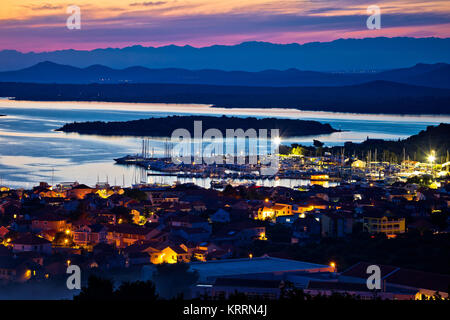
xmin=0 ymin=100 xmax=448 ymax=188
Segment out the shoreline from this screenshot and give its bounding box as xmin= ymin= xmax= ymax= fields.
xmin=1 ymin=98 xmax=450 ymax=120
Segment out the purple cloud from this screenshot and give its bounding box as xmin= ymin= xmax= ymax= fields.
xmin=0 ymin=5 xmax=449 ymax=51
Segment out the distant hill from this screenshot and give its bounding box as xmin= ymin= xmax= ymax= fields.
xmin=374 ymin=63 xmax=450 ymax=88
xmin=1 ymin=61 xmax=450 ymax=88
xmin=1 ymin=37 xmax=450 ymax=72
xmin=1 ymin=81 xmax=449 ymax=114
xmin=56 ymin=115 xmax=338 ymax=137
xmin=279 ymin=123 xmax=450 ymax=163
xmin=334 ymin=123 xmax=450 ymax=163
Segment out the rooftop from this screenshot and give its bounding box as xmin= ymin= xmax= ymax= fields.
xmin=341 ymin=262 xmax=450 ymax=293
xmin=189 ymin=256 xmax=332 ymax=282
xmin=307 ymin=280 xmax=417 ymax=294
xmin=106 ymin=224 xmax=156 ymax=235
xmin=214 ymin=277 xmax=282 ymax=289
xmin=12 ymin=233 xmax=51 ymax=245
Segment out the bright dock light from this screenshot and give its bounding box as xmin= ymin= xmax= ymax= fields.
xmin=273 ymin=136 xmax=281 ymax=145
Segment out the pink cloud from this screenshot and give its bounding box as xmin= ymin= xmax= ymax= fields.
xmin=0 ymin=2 xmax=449 ymax=52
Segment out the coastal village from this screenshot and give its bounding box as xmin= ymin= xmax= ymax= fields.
xmin=0 ymin=149 xmax=449 ymax=300
xmin=1 ymin=0 xmax=450 ymax=308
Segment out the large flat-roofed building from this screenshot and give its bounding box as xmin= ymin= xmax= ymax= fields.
xmin=189 ymin=256 xmax=333 ymax=283
xmin=339 ymin=262 xmax=449 ymax=300
xmin=189 ymin=256 xmax=333 ymax=299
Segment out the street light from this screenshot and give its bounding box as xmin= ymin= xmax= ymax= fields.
xmin=329 ymin=261 xmax=337 ymax=272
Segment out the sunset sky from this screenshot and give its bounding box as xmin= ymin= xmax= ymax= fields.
xmin=1 ymin=0 xmax=449 ymax=52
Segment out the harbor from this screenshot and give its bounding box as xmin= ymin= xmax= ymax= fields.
xmin=113 ymin=139 xmax=404 ymax=190
xmin=0 ymin=100 xmax=448 ymax=189
xmin=113 ymin=133 xmax=450 ymax=191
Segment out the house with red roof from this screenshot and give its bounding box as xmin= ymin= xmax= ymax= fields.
xmin=106 ymin=224 xmax=160 ymax=248
xmin=31 ymin=214 xmax=68 ymax=233
xmin=124 ymin=240 xmax=189 ymax=264
xmin=11 ymin=234 xmax=52 ymax=255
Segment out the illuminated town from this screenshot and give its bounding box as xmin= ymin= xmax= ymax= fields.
xmin=0 ymin=0 xmax=450 ymax=307
xmin=0 ymin=136 xmax=448 ymax=300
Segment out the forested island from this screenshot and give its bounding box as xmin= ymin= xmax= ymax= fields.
xmin=56 ymin=115 xmax=338 ymax=137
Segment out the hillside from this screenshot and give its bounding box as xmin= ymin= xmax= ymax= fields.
xmin=1 ymin=61 xmax=450 ymax=88
xmin=335 ymin=123 xmax=450 ymax=163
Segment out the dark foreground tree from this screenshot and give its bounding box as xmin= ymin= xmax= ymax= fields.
xmin=152 ymin=263 xmax=199 ymax=299
xmin=74 ymin=275 xmax=114 ymax=301
xmin=114 ymin=280 xmax=158 ymax=300
xmin=74 ymin=276 xmax=158 ymax=301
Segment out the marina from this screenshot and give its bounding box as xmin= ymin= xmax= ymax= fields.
xmin=0 ymin=100 xmax=449 ymax=189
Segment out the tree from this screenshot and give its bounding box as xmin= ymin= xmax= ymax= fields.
xmin=142 ymin=207 xmax=154 ymax=219
xmin=280 ymin=282 xmax=311 ymax=301
xmin=430 ymin=209 xmax=449 ymax=230
xmin=111 ymin=206 xmax=133 ymax=224
xmin=278 ymin=144 xmax=291 ymax=155
xmin=152 ymin=263 xmax=199 ymax=299
xmin=74 ymin=276 xmax=159 ymax=301
xmin=266 ymin=223 xmax=291 ymax=243
xmin=406 ymin=174 xmax=433 ymax=187
xmin=114 ymin=280 xmax=158 ymax=300
xmin=74 ymin=275 xmax=114 ymax=301
xmin=124 ymin=189 xmax=148 ymax=201
xmin=313 ymin=140 xmax=324 ymax=148
xmin=291 ymin=146 xmax=305 ymax=156
xmin=222 ymin=185 xmax=236 ymax=197
xmin=69 ymin=201 xmax=88 ymax=221
xmin=53 ymin=231 xmax=73 ymax=247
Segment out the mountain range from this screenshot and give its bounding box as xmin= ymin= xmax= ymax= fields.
xmin=1 ymin=37 xmax=450 ymax=72
xmin=1 ymin=61 xmax=450 ymax=88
